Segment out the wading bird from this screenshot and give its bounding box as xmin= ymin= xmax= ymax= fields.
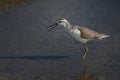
xmin=48 ymin=18 xmax=109 ymax=60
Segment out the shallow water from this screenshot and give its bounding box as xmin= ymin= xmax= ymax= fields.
xmin=0 ymin=0 xmax=120 ymax=80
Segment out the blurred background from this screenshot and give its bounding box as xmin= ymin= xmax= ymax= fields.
xmin=0 ymin=0 xmax=29 ymax=10
xmin=0 ymin=0 xmax=120 ymax=80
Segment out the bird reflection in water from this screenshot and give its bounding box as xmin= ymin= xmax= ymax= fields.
xmin=73 ymin=58 xmax=106 ymax=80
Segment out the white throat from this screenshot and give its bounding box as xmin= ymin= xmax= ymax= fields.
xmin=63 ymin=21 xmax=73 ymax=31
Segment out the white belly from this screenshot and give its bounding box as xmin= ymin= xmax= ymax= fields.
xmin=69 ymin=29 xmax=88 ymax=43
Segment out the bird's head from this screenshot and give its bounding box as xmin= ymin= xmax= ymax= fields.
xmin=48 ymin=18 xmax=69 ymax=31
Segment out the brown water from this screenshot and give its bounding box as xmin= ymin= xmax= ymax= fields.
xmin=0 ymin=0 xmax=30 ymax=10
xmin=0 ymin=0 xmax=120 ymax=80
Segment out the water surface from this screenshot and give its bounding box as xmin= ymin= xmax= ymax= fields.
xmin=0 ymin=0 xmax=120 ymax=80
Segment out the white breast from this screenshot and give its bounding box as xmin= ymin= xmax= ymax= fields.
xmin=69 ymin=29 xmax=88 ymax=43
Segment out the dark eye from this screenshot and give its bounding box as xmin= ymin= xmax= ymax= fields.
xmin=59 ymin=21 xmax=62 ymax=23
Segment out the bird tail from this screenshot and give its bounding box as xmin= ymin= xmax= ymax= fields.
xmin=98 ymin=34 xmax=110 ymax=40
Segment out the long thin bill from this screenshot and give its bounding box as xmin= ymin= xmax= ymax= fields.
xmin=47 ymin=23 xmax=57 ymax=31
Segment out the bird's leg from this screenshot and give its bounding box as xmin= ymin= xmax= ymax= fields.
xmin=82 ymin=43 xmax=88 ymax=70
xmin=82 ymin=43 xmax=88 ymax=61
